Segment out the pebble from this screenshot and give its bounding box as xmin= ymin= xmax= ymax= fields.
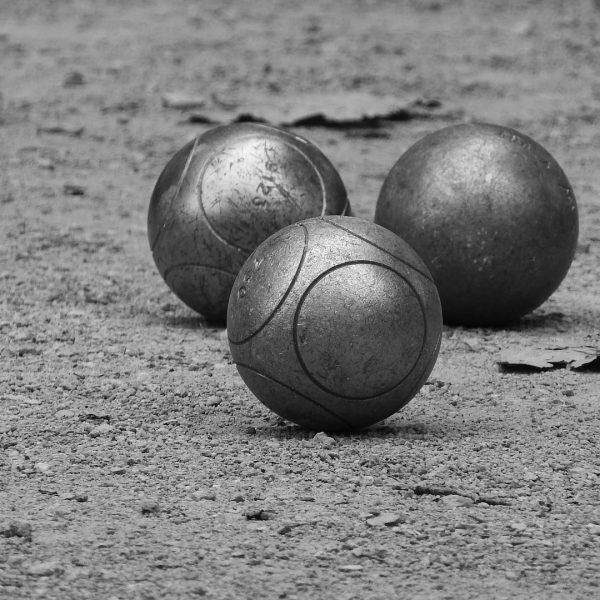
xmin=26 ymin=560 xmax=63 ymax=577
xmin=440 ymin=495 xmax=474 ymax=508
xmin=2 ymin=521 xmax=33 ymax=540
xmin=311 ymin=432 xmax=336 ymax=447
xmin=89 ymin=423 xmax=114 ymax=438
xmin=63 ymin=183 xmax=86 ymax=196
xmin=24 ymin=397 xmax=42 ymax=405
xmin=587 ymin=523 xmax=600 ymax=535
xmin=366 ymin=512 xmax=404 ymax=527
xmin=63 ymin=71 xmax=85 ymax=86
xmin=339 ymin=565 xmax=363 ymax=572
xmin=161 ymin=92 xmax=205 ymax=110
xmin=55 ymin=409 xmax=75 ymax=419
xmin=509 ymin=522 xmax=528 ymax=532
xmin=61 ymin=492 xmax=88 ymax=502
xmin=205 ymin=396 xmax=222 ymax=407
xmin=36 ymin=157 xmax=55 ymax=170
xmin=244 ymin=508 xmax=273 ymax=521
xmin=191 ymin=490 xmax=216 ymax=501
xmin=140 ymin=500 xmax=161 ymax=515
xmin=35 ymin=462 xmax=52 ymax=474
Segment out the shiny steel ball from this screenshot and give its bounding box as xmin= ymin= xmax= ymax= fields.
xmin=375 ymin=123 xmax=578 ymax=326
xmin=227 ymin=216 xmax=442 ymax=432
xmin=148 ymin=123 xmax=350 ymax=320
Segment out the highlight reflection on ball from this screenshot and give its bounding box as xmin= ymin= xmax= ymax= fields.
xmin=148 ymin=123 xmax=350 ymax=320
xmin=375 ymin=123 xmax=578 ymax=326
xmin=227 ymin=216 xmax=442 ymax=432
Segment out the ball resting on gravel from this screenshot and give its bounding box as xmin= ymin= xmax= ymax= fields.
xmin=375 ymin=123 xmax=579 ymax=326
xmin=227 ymin=216 xmax=443 ymax=432
xmin=148 ymin=123 xmax=350 ymax=321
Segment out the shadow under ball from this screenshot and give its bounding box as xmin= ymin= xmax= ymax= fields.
xmin=227 ymin=216 xmax=442 ymax=432
xmin=148 ymin=123 xmax=350 ymax=321
xmin=375 ymin=123 xmax=579 ymax=326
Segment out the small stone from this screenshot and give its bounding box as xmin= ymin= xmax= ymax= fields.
xmin=63 ymin=184 xmax=86 ymax=196
xmin=339 ymin=565 xmax=363 ymax=572
xmin=278 ymin=524 xmax=294 ymax=535
xmin=244 ymin=508 xmax=273 ymax=521
xmin=89 ymin=423 xmax=113 ymax=438
xmin=55 ymin=409 xmax=75 ymax=419
xmin=205 ymin=396 xmax=222 ymax=407
xmin=190 ymin=585 xmax=207 ymax=596
xmin=311 ymin=432 xmax=336 ymax=447
xmin=509 ymin=522 xmax=528 ymax=532
xmin=245 ymin=426 xmax=257 ymax=435
xmin=140 ymin=500 xmax=161 ymax=515
xmin=366 ymin=512 xmax=404 ymax=527
xmin=63 ymin=71 xmax=85 ymax=87
xmin=161 ymin=92 xmax=205 ymax=110
xmin=232 ymin=495 xmax=245 ymax=503
xmin=2 ymin=521 xmax=33 ymax=541
xmin=26 ymin=560 xmax=63 ymax=577
xmin=191 ymin=490 xmax=216 ymax=501
xmin=36 ymin=157 xmax=55 ymax=170
xmin=587 ymin=523 xmax=600 ymax=535
xmin=35 ymin=462 xmax=52 ymax=474
xmin=110 ymin=467 xmax=126 ymax=475
xmin=440 ymin=494 xmax=474 ymax=508
xmin=62 ymin=492 xmax=88 ymax=502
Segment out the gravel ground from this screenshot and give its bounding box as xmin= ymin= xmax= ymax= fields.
xmin=1 ymin=1 xmax=600 ymax=598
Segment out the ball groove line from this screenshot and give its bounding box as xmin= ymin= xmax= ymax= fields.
xmin=150 ymin=135 xmax=200 ymax=252
xmin=234 ymin=361 xmax=354 ymax=429
xmin=324 ymin=219 xmax=435 ymax=283
xmin=292 ymin=260 xmax=429 ymax=401
xmin=227 ymin=223 xmax=310 ymax=346
xmin=163 ymin=263 xmax=238 ymax=279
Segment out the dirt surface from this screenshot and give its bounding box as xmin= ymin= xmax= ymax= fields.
xmin=1 ymin=1 xmax=600 ymax=598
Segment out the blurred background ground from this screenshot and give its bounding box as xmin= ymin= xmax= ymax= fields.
xmin=1 ymin=1 xmax=599 ymax=598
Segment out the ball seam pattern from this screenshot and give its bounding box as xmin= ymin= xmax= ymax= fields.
xmin=324 ymin=219 xmax=435 ymax=283
xmin=150 ymin=136 xmax=200 ymax=252
xmin=228 ymin=223 xmax=310 ymax=345
xmin=292 ymin=260 xmax=429 ymax=401
xmin=234 ymin=361 xmax=354 ymax=429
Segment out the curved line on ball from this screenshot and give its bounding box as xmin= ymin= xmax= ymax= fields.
xmin=393 ymin=325 xmax=441 ymax=408
xmin=196 ymin=135 xmax=327 ymax=254
xmin=339 ymin=197 xmax=351 ymax=216
xmin=150 ymin=136 xmax=201 ymax=252
xmin=323 ymin=219 xmax=435 ymax=283
xmin=292 ymin=260 xmax=428 ymax=401
xmin=234 ymin=361 xmax=354 ymax=430
xmin=197 ymin=185 xmax=252 ymax=256
xmin=228 ymin=223 xmax=310 ymax=346
xmin=271 ymin=139 xmax=327 ymax=218
xmin=162 ymin=262 xmax=238 ymax=279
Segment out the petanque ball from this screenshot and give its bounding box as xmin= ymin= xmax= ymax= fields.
xmin=375 ymin=123 xmax=579 ymax=326
xmin=148 ymin=123 xmax=350 ymax=321
xmin=227 ymin=216 xmax=442 ymax=432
